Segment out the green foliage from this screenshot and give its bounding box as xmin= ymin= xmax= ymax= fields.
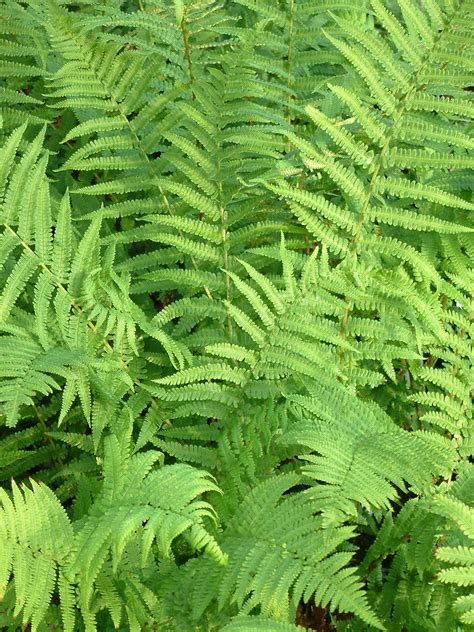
xmin=0 ymin=0 xmax=472 ymax=630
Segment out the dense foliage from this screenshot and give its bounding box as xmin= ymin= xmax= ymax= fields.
xmin=0 ymin=0 xmax=473 ymax=630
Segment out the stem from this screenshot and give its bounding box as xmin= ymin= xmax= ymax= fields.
xmin=33 ymin=403 xmax=65 ymax=469
xmin=216 ymin=154 xmax=233 ymax=338
xmin=286 ymin=0 xmax=296 ymax=149
xmin=180 ymin=10 xmax=195 ymax=86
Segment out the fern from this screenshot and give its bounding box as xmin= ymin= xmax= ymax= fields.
xmin=0 ymin=0 xmax=472 ymax=630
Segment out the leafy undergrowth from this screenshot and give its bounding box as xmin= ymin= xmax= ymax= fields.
xmin=0 ymin=0 xmax=473 ymax=630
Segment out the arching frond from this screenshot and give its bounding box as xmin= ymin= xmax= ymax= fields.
xmin=0 ymin=0 xmax=472 ymax=630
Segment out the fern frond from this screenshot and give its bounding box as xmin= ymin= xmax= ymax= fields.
xmin=192 ymin=474 xmax=383 ymax=628
xmin=0 ymin=479 xmax=73 ymax=631
xmin=221 ymin=615 xmax=305 ymax=631
xmin=67 ymin=439 xmax=224 ymax=614
xmin=0 ymin=1 xmax=472 ymax=630
xmin=283 ymin=379 xmax=456 ymax=522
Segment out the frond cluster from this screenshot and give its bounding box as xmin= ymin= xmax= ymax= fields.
xmin=0 ymin=0 xmax=472 ymax=630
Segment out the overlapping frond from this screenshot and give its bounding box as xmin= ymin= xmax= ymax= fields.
xmin=190 ymin=474 xmax=383 ymax=629
xmin=0 ymin=0 xmax=472 ymax=630
xmin=0 ymin=2 xmax=49 ymax=130
xmin=283 ymin=379 xmax=456 ymax=523
xmin=0 ymin=479 xmax=74 ymax=632
xmin=0 ymin=432 xmax=224 ymax=631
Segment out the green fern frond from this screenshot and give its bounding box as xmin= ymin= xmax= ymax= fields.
xmin=283 ymin=380 xmax=456 ymax=522
xmin=0 ymin=0 xmax=472 ymax=630
xmin=221 ymin=615 xmax=305 ymax=631
xmin=192 ymin=474 xmax=383 ymax=629
xmin=0 ymin=479 xmax=73 ymax=631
